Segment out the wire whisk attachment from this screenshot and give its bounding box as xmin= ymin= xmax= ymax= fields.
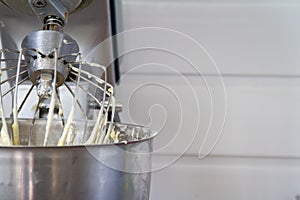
xmin=0 ymin=48 xmax=116 ymax=146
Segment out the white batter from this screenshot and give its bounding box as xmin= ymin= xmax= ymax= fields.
xmin=43 ymin=49 xmax=58 ymax=146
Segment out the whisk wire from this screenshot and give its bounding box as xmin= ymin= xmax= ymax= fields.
xmin=0 ymin=69 xmax=28 ymax=86
xmin=18 ymin=85 xmax=34 ymax=113
xmin=28 ymin=98 xmax=41 ymax=146
xmin=11 ymin=49 xmax=23 ymax=145
xmin=2 ymin=76 xmax=29 ymax=97
xmin=0 ymin=50 xmax=12 ymax=145
xmin=57 ymin=54 xmax=82 ymax=146
xmin=43 ymin=48 xmax=58 ymax=146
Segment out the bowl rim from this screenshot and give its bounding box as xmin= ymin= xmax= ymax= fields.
xmin=0 ymin=120 xmax=158 ymax=149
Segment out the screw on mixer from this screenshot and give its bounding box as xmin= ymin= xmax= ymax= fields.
xmin=32 ymin=0 xmax=47 ymax=8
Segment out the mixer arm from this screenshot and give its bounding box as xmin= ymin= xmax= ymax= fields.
xmin=28 ymin=0 xmax=68 ymax=30
xmin=0 ymin=0 xmax=91 ymax=16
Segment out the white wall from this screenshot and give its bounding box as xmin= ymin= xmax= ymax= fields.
xmin=117 ymin=0 xmax=300 ymax=199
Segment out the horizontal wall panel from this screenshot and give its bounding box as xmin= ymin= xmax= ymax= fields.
xmin=116 ymin=74 xmax=300 ymax=157
xmin=120 ymin=0 xmax=300 ymax=76
xmin=150 ymin=155 xmax=300 ymax=200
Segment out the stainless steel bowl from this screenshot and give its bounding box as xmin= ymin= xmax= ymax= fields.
xmin=0 ymin=120 xmax=157 ymax=200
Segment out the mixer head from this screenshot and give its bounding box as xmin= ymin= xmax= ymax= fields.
xmin=21 ymin=30 xmax=79 ymax=98
xmin=12 ymin=0 xmax=86 ymax=99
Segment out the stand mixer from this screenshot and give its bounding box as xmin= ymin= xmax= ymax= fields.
xmin=0 ymin=0 xmax=120 ymax=145
xmin=0 ymin=1 xmax=156 ymax=199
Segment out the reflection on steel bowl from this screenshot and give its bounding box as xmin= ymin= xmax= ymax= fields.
xmin=0 ymin=120 xmax=157 ymax=200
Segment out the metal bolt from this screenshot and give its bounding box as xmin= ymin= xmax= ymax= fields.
xmin=31 ymin=0 xmax=47 ymax=8
xmin=36 ymin=73 xmax=53 ymax=99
